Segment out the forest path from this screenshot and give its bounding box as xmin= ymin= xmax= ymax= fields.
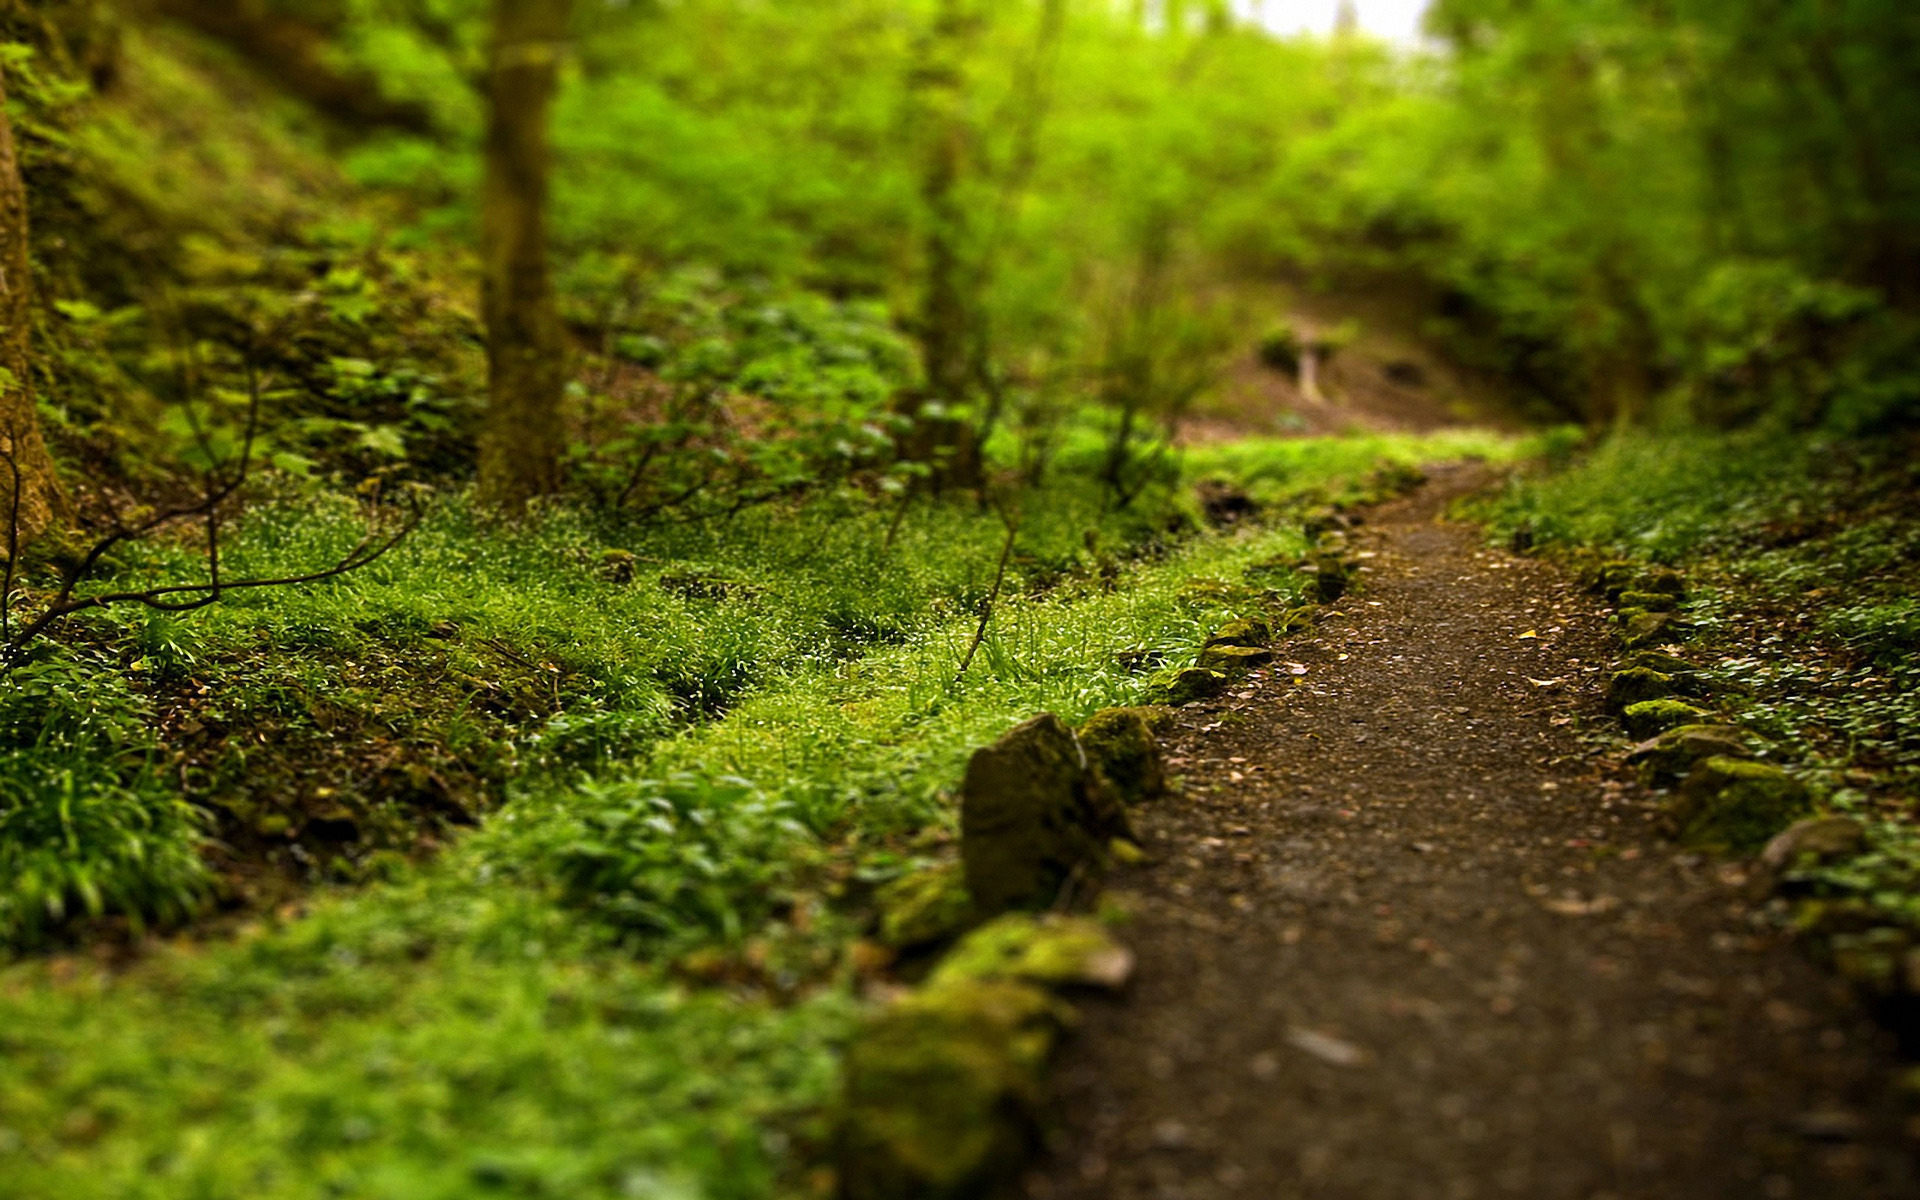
xmin=1027 ymin=466 xmax=1917 ymax=1200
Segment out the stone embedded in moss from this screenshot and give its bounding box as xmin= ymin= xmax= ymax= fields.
xmin=1623 ymin=698 xmax=1715 ymax=739
xmin=1759 ymin=816 xmax=1866 ymax=874
xmin=1204 ymin=617 xmax=1272 ymax=649
xmin=1590 ymin=559 xmax=1638 ymax=600
xmin=1606 ymin=667 xmax=1674 ymax=714
xmin=836 ymin=978 xmax=1063 ymax=1200
xmin=1617 ymin=590 xmax=1678 ymax=613
xmin=1641 ymin=566 xmax=1685 ymax=597
xmin=1626 ymin=650 xmax=1698 ymax=678
xmin=1131 ymin=705 xmax=1177 ymax=734
xmin=1278 ymin=605 xmax=1318 ymax=634
xmin=1078 ymin=707 xmax=1169 ymax=806
xmin=1663 ymin=756 xmax=1813 ymax=853
xmin=1198 ymin=643 xmax=1275 ymax=673
xmin=931 ymin=913 xmax=1134 ymax=991
xmin=1159 ymin=667 xmax=1227 ymax=704
xmin=1622 ymin=610 xmax=1684 ymax=650
xmin=1627 ymin=724 xmax=1753 ymax=786
xmin=960 ymin=714 xmax=1130 ymax=915
xmin=876 ymin=861 xmax=975 ymax=949
xmin=1307 ymin=555 xmax=1351 ymax=603
xmin=597 ymin=548 xmax=637 ymax=584
xmin=1302 ymin=506 xmax=1352 ymax=541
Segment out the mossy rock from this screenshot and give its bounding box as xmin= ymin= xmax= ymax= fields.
xmin=1663 ymin=757 xmax=1813 ymax=853
xmin=1759 ymin=816 xmax=1867 ymax=874
xmin=1130 ymin=704 xmax=1177 ymax=734
xmin=836 ymin=979 xmax=1062 ymax=1200
xmin=597 ymin=549 xmax=638 ymax=584
xmin=1617 ymin=590 xmax=1678 ymax=613
xmin=1625 ymin=650 xmax=1698 ymax=679
xmin=960 ymin=714 xmax=1129 ymax=915
xmin=1157 ymin=667 xmax=1227 ymax=704
xmin=1622 ymin=699 xmax=1715 ymax=740
xmin=930 ymin=913 xmax=1133 ymax=991
xmin=1605 ymin=667 xmax=1674 ymax=714
xmin=1641 ymin=566 xmax=1685 ymax=597
xmin=1277 ymin=605 xmax=1318 ymax=634
xmin=1198 ymin=643 xmax=1274 ymax=673
xmin=1589 ymin=559 xmax=1638 ymax=599
xmin=1622 ymin=610 xmax=1683 ymax=650
xmin=1078 ymin=707 xmax=1169 ymax=806
xmin=1301 ymin=506 xmax=1351 ymax=541
xmin=1306 ymin=555 xmax=1351 ymax=603
xmin=1627 ymin=724 xmax=1753 ymax=786
xmin=1204 ymin=617 xmax=1272 ymax=649
xmin=876 ymin=861 xmax=975 ymax=949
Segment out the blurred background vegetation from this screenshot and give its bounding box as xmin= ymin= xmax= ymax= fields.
xmin=0 ymin=0 xmax=1916 ymax=1196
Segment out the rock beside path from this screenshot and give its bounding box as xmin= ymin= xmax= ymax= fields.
xmin=1078 ymin=707 xmax=1171 ymax=807
xmin=1666 ymin=756 xmax=1813 ymax=852
xmin=961 ymin=714 xmax=1129 ymax=914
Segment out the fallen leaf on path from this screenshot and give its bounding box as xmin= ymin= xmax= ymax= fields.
xmin=1542 ymin=896 xmax=1619 ymax=917
xmin=1517 ymin=629 xmax=1539 ymax=639
xmin=1287 ymin=1028 xmax=1370 ymax=1067
xmin=1526 ymin=677 xmax=1564 ymax=687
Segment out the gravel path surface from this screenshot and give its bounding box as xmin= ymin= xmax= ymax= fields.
xmin=1027 ymin=468 xmax=1917 ymax=1200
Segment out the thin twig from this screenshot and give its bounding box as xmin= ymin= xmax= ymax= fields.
xmin=4 ymin=506 xmax=420 ymax=653
xmin=882 ymin=483 xmax=916 ymax=551
xmin=953 ymin=497 xmax=1020 ymax=685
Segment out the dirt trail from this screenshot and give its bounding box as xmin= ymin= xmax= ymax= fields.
xmin=1028 ymin=467 xmax=1917 ymax=1200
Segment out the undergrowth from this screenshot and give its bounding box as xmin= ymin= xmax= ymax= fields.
xmin=1483 ymin=429 xmax=1920 ymax=1001
xmin=0 ymin=431 xmax=1529 ymax=1198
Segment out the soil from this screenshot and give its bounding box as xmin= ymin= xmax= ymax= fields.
xmin=1026 ymin=466 xmax=1919 ymax=1200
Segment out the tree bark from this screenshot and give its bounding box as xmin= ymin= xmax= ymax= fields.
xmin=898 ymin=0 xmax=983 ymax=492
xmin=477 ymin=0 xmax=571 ymax=513
xmin=0 ymin=57 xmax=67 ymax=554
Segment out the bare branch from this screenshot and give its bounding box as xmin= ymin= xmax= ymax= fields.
xmin=953 ymin=493 xmax=1021 ymax=685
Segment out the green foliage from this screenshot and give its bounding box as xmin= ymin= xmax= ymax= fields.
xmin=545 ymin=774 xmax=815 ymax=947
xmin=0 ymin=429 xmax=1494 ymax=1197
xmin=1822 ymin=601 xmax=1920 ymax=667
xmin=0 ymin=658 xmax=209 ymax=947
xmin=1485 ymin=427 xmax=1920 ymax=1007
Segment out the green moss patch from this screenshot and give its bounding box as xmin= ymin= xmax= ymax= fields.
xmin=1623 ymin=698 xmax=1716 ymax=739
xmin=1664 ymin=757 xmax=1813 ymax=853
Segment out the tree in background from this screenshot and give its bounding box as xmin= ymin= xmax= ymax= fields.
xmin=0 ymin=55 xmax=66 ymax=551
xmin=896 ymin=0 xmax=986 ymax=492
xmin=478 ymin=0 xmax=572 ymax=512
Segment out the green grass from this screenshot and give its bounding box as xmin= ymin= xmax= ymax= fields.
xmin=0 ymin=429 xmax=1518 ymax=1199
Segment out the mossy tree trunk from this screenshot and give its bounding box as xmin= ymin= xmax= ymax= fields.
xmin=0 ymin=58 xmax=66 ymax=554
xmin=477 ymin=0 xmax=571 ymax=513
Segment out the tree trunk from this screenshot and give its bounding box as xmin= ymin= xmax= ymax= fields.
xmin=477 ymin=0 xmax=571 ymax=513
xmin=895 ymin=0 xmax=983 ymax=493
xmin=0 ymin=58 xmax=67 ymax=555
